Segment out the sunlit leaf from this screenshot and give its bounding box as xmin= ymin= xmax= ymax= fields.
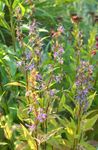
xmin=4 ymin=123 xmax=12 ymax=140
xmin=38 ymin=127 xmax=62 ymax=144
xmin=19 ymin=3 xmax=25 ymax=16
xmin=82 ymin=114 xmax=98 ymax=131
xmin=12 ymin=0 xmax=20 ymax=9
xmin=4 ymin=82 xmax=26 ymax=88
xmin=21 ymin=125 xmax=37 ymax=150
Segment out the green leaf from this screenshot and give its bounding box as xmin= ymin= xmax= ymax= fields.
xmin=21 ymin=125 xmax=37 ymax=150
xmin=82 ymin=114 xmax=98 ymax=131
xmin=3 ymin=55 xmax=17 ymax=76
xmin=4 ymin=82 xmax=26 ymax=88
xmin=59 ymin=94 xmax=66 ymax=110
xmin=19 ymin=3 xmax=25 ymax=16
xmin=39 ymin=127 xmax=62 ymax=144
xmin=55 ymin=0 xmax=78 ymax=5
xmin=1 ymin=0 xmax=9 ymax=6
xmin=63 ymin=104 xmax=74 ymax=117
xmin=0 ymin=18 xmax=10 ymax=30
xmin=87 ymin=92 xmax=96 ymax=110
xmin=0 ymin=142 xmax=8 ymax=145
xmin=4 ymin=123 xmax=12 ymax=140
xmin=81 ymin=141 xmax=96 ymax=150
xmin=83 ymin=110 xmax=98 ymax=119
xmin=12 ymin=0 xmax=20 ymax=9
xmin=38 ymin=28 xmax=49 ymax=33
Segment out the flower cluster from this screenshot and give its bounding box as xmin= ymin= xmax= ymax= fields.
xmin=16 ymin=19 xmax=42 ymax=69
xmin=75 ymin=61 xmax=93 ymax=112
xmin=71 ymin=14 xmax=82 ymax=24
xmin=51 ymin=26 xmax=64 ymax=38
xmin=53 ymin=45 xmax=64 ymax=64
xmin=28 ymin=68 xmax=38 ymax=88
xmin=26 ymin=107 xmax=47 ymax=132
xmin=37 ymin=108 xmax=47 ymax=122
xmin=26 ymin=123 xmax=36 ymax=132
xmin=51 ymin=26 xmax=65 ymax=64
xmin=16 ymin=27 xmax=23 ymax=47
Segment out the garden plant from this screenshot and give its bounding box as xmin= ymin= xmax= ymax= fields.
xmin=0 ymin=0 xmax=98 ymax=150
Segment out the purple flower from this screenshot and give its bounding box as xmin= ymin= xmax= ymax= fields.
xmin=55 ymin=75 xmax=62 ymax=83
xmin=36 ymin=74 xmax=42 ymax=81
xmin=25 ymin=52 xmax=32 ymax=60
xmin=57 ymin=26 xmax=64 ymax=33
xmin=16 ymin=61 xmax=23 ymax=67
xmin=75 ymin=61 xmax=93 ymax=112
xmin=53 ymin=45 xmax=64 ymax=64
xmin=83 ymin=89 xmax=88 ymax=95
xmin=29 ymin=21 xmax=36 ymax=36
xmin=76 ymin=80 xmax=81 ymax=86
xmin=50 ymin=89 xmax=55 ymax=96
xmin=58 ymin=47 xmax=64 ymax=53
xmin=37 ymin=108 xmax=47 ymax=122
xmin=25 ymin=63 xmax=34 ymax=71
xmin=26 ymin=124 xmax=36 ymax=132
xmin=54 ymin=51 xmax=58 ymax=58
xmin=37 ymin=113 xmax=47 ymax=122
xmin=49 ymin=89 xmax=58 ymax=96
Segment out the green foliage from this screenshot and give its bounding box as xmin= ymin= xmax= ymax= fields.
xmin=0 ymin=0 xmax=98 ymax=150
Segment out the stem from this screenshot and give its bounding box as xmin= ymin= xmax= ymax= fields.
xmin=72 ymin=106 xmax=82 ymax=150
xmin=35 ymin=128 xmax=39 ymax=150
xmin=25 ymin=70 xmax=31 ymax=104
xmin=9 ymin=4 xmax=16 ymax=52
xmin=44 ymin=119 xmax=48 ymax=150
xmin=94 ymin=71 xmax=98 ymax=87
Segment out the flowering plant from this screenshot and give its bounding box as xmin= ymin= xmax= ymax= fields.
xmin=0 ymin=0 xmax=98 ymax=150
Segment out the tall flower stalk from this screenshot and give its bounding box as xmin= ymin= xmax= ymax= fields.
xmin=72 ymin=61 xmax=94 ymax=150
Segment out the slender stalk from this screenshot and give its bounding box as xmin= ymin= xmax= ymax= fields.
xmin=25 ymin=70 xmax=31 ymax=104
xmin=9 ymin=3 xmax=16 ymax=52
xmin=35 ymin=127 xmax=39 ymax=150
xmin=72 ymin=106 xmax=82 ymax=150
xmin=44 ymin=119 xmax=48 ymax=150
xmin=94 ymin=71 xmax=98 ymax=87
xmin=43 ymin=71 xmax=53 ymax=150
